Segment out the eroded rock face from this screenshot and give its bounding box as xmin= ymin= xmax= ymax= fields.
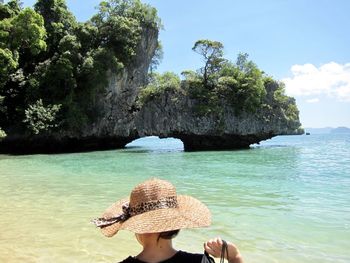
xmin=0 ymin=27 xmax=303 ymax=154
xmin=135 ymin=87 xmax=303 ymax=151
xmin=82 ymin=26 xmax=159 ymax=140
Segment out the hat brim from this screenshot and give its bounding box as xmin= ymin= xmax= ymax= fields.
xmin=99 ymin=195 xmax=211 ymax=237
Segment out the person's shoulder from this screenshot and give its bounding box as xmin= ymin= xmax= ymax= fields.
xmin=175 ymin=251 xmax=204 ymax=261
xmin=118 ymin=256 xmax=137 ymax=263
xmin=176 ymin=251 xmax=215 ymax=263
xmin=118 ymin=252 xmax=207 ymax=263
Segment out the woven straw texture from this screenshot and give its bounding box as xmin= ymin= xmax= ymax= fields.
xmin=98 ymin=178 xmax=211 ymax=237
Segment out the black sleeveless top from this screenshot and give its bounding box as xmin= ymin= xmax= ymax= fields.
xmin=119 ymin=251 xmax=207 ymax=263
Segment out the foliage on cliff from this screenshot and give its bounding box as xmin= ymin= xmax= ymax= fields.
xmin=138 ymin=71 xmax=181 ymax=104
xmin=23 ymin=99 xmax=62 ymax=134
xmin=0 ymin=0 xmax=160 ymax=136
xmin=0 ymin=127 xmax=5 ymax=140
xmin=139 ymin=39 xmax=299 ymax=123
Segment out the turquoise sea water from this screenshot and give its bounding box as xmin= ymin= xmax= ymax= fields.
xmin=0 ymin=134 xmax=349 ymax=262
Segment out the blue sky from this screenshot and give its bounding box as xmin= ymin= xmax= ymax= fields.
xmin=19 ymin=0 xmax=350 ymax=128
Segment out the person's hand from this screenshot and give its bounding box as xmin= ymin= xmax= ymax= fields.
xmin=204 ymin=237 xmax=243 ymax=263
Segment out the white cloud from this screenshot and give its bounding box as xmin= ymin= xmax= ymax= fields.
xmin=282 ymin=62 xmax=350 ymax=102
xmin=306 ymin=98 xmax=319 ymax=103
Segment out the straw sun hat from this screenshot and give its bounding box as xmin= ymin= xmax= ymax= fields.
xmin=92 ymin=178 xmax=211 ymax=237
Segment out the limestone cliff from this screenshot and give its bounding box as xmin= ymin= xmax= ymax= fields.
xmin=0 ymin=28 xmax=302 ymax=154
xmin=0 ymin=27 xmax=158 ymax=153
xmin=82 ymin=26 xmax=158 ymax=140
xmin=135 ymin=81 xmax=302 ymax=151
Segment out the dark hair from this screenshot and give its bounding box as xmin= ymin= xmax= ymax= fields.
xmin=157 ymin=230 xmax=180 ymax=241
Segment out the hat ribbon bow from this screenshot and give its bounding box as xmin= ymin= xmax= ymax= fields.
xmin=91 ymin=203 xmax=131 ymax=228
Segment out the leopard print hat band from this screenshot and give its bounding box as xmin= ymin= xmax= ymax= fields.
xmin=92 ymin=196 xmax=178 ymax=228
xmin=92 ymin=178 xmax=211 ymax=236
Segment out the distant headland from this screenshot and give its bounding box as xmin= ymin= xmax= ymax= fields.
xmin=304 ymin=127 xmax=350 ymax=134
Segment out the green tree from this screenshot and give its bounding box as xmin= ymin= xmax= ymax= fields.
xmin=186 ymin=41 xmax=267 ymax=114
xmin=0 ymin=7 xmax=46 ymax=89
xmin=0 ymin=47 xmax=18 ymax=85
xmin=10 ymin=8 xmax=47 ymax=55
xmin=0 ymin=0 xmax=21 ymax=20
xmin=0 ymin=7 xmax=47 ymax=65
xmin=93 ymin=0 xmax=160 ymax=28
xmin=0 ymin=94 xmax=6 ymax=140
xmin=0 ymin=6 xmax=46 ymax=130
xmin=98 ymin=15 xmax=141 ymax=64
xmin=92 ymin=0 xmax=160 ymax=65
xmin=181 ymin=70 xmax=201 ymax=82
xmin=236 ymin=52 xmax=249 ymax=71
xmin=216 ymin=54 xmax=266 ymax=112
xmin=138 ymin=72 xmax=180 ymax=104
xmin=23 ymin=99 xmax=61 ymax=135
xmin=34 ymin=0 xmax=76 ymax=56
xmin=75 ymin=22 xmax=98 ymax=53
xmin=0 ymin=127 xmax=6 ymax=140
xmin=192 ymin=39 xmax=225 ymax=89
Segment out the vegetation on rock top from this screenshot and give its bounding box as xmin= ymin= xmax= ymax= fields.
xmin=139 ymin=39 xmax=299 ymax=123
xmin=0 ymin=0 xmax=160 ymax=137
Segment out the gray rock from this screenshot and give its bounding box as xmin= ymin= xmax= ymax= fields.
xmin=135 ymin=87 xmax=302 ymax=151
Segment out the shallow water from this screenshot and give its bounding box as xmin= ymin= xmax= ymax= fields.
xmin=0 ymin=134 xmax=349 ymax=262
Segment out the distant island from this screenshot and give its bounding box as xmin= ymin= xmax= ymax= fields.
xmin=0 ymin=0 xmax=303 ymax=153
xmin=331 ymin=127 xmax=350 ymax=133
xmin=304 ymin=127 xmax=350 ymax=134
